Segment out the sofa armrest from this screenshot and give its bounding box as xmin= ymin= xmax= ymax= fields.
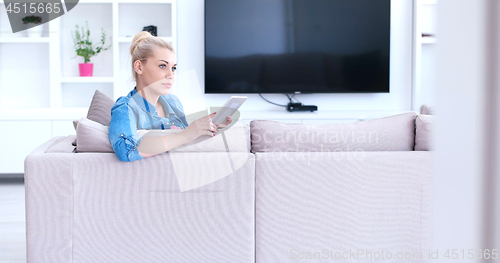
xmin=24 ymin=151 xmax=74 ymax=263
xmin=30 ymin=136 xmax=67 ymax=154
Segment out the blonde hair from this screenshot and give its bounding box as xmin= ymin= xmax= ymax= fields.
xmin=130 ymin=31 xmax=175 ymax=84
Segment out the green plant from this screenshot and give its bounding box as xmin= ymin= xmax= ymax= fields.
xmin=22 ymin=15 xmax=42 ymax=24
xmin=71 ymin=21 xmax=112 ymax=63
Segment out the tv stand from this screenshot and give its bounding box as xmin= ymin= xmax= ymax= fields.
xmin=286 ymin=102 xmax=318 ymax=112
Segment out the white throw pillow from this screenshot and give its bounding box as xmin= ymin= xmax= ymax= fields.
xmin=76 ymin=117 xmax=114 ymax=153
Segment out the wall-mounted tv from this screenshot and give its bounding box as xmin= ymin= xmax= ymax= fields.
xmin=205 ymin=0 xmax=391 ymax=94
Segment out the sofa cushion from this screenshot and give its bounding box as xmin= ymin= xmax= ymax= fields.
xmin=72 ymin=120 xmax=79 ymax=146
xmin=73 ymin=90 xmax=115 ymax=132
xmin=73 ymin=120 xmax=79 ymax=130
xmin=250 ymin=112 xmax=417 ymax=153
xmin=72 ymin=90 xmax=115 ymax=147
xmin=76 ymin=117 xmax=250 ymax=153
xmin=87 ymin=89 xmax=115 ymax=126
xmin=420 ymin=104 xmax=435 ymax=115
xmin=44 ymin=135 xmax=77 ymax=153
xmin=415 ymin=114 xmax=434 ymax=151
xmin=76 ymin=117 xmax=114 ymax=153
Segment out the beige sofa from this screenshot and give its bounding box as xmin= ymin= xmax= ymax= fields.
xmin=24 ymin=112 xmax=434 ymax=263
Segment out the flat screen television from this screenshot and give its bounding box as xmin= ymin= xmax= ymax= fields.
xmin=205 ymin=0 xmax=391 ymax=94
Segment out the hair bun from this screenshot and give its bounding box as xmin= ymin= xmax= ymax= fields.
xmin=130 ymin=31 xmax=153 ymax=55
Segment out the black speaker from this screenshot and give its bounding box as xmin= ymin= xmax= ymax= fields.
xmin=142 ymin=25 xmax=157 ymax=36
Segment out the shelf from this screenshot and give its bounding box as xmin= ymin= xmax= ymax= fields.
xmin=118 ymin=36 xmax=173 ymax=42
xmin=0 ymin=108 xmax=89 ymax=120
xmin=0 ymin=37 xmax=50 ymax=43
xmin=421 ymin=37 xmax=437 ymax=44
xmin=60 ymin=77 xmax=114 ymax=83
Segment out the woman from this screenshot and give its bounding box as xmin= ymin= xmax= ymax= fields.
xmin=109 ymin=31 xmax=231 ymax=162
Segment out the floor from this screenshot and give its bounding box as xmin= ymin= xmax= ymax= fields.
xmin=0 ymin=178 xmax=27 ymax=263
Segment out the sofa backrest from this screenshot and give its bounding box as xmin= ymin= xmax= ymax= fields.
xmin=415 ymin=114 xmax=435 ymax=151
xmin=49 ymin=112 xmax=435 ymax=155
xmin=250 ymin=112 xmax=418 ymax=153
xmin=48 ymin=120 xmax=252 ymax=154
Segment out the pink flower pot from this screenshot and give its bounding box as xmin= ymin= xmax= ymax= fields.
xmin=79 ymin=63 xmax=93 ymax=77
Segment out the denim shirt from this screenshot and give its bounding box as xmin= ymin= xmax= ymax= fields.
xmin=108 ymin=87 xmax=189 ymax=162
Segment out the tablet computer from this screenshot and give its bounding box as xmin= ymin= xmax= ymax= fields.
xmin=211 ymin=96 xmax=247 ymax=125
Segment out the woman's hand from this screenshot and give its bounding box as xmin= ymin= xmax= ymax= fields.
xmin=179 ymin=112 xmax=218 ymax=144
xmin=216 ymin=116 xmax=232 ymax=129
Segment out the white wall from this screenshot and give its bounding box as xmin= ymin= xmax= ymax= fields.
xmin=176 ymin=0 xmax=414 ymax=113
xmin=432 ymin=0 xmax=499 ymax=260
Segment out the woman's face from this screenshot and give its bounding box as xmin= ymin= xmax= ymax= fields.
xmin=136 ymin=46 xmax=177 ymax=95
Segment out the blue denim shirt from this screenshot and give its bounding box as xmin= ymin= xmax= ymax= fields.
xmin=108 ymin=87 xmax=189 ymax=162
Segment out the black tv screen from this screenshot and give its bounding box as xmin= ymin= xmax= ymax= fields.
xmin=205 ymin=0 xmax=390 ymax=94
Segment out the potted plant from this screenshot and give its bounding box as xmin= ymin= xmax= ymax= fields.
xmin=22 ymin=15 xmax=43 ymax=37
xmin=71 ymin=21 xmax=112 ymax=77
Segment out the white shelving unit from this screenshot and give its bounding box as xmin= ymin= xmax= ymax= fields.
xmin=60 ymin=77 xmax=115 ymax=83
xmin=421 ymin=37 xmax=437 ymax=44
xmin=0 ymin=0 xmax=177 ymax=111
xmin=0 ymin=0 xmax=177 ymax=173
xmin=412 ymin=0 xmax=438 ymax=111
xmin=0 ymin=37 xmax=50 ymax=43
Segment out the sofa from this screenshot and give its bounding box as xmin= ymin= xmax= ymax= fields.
xmin=24 ymin=109 xmax=434 ymax=263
